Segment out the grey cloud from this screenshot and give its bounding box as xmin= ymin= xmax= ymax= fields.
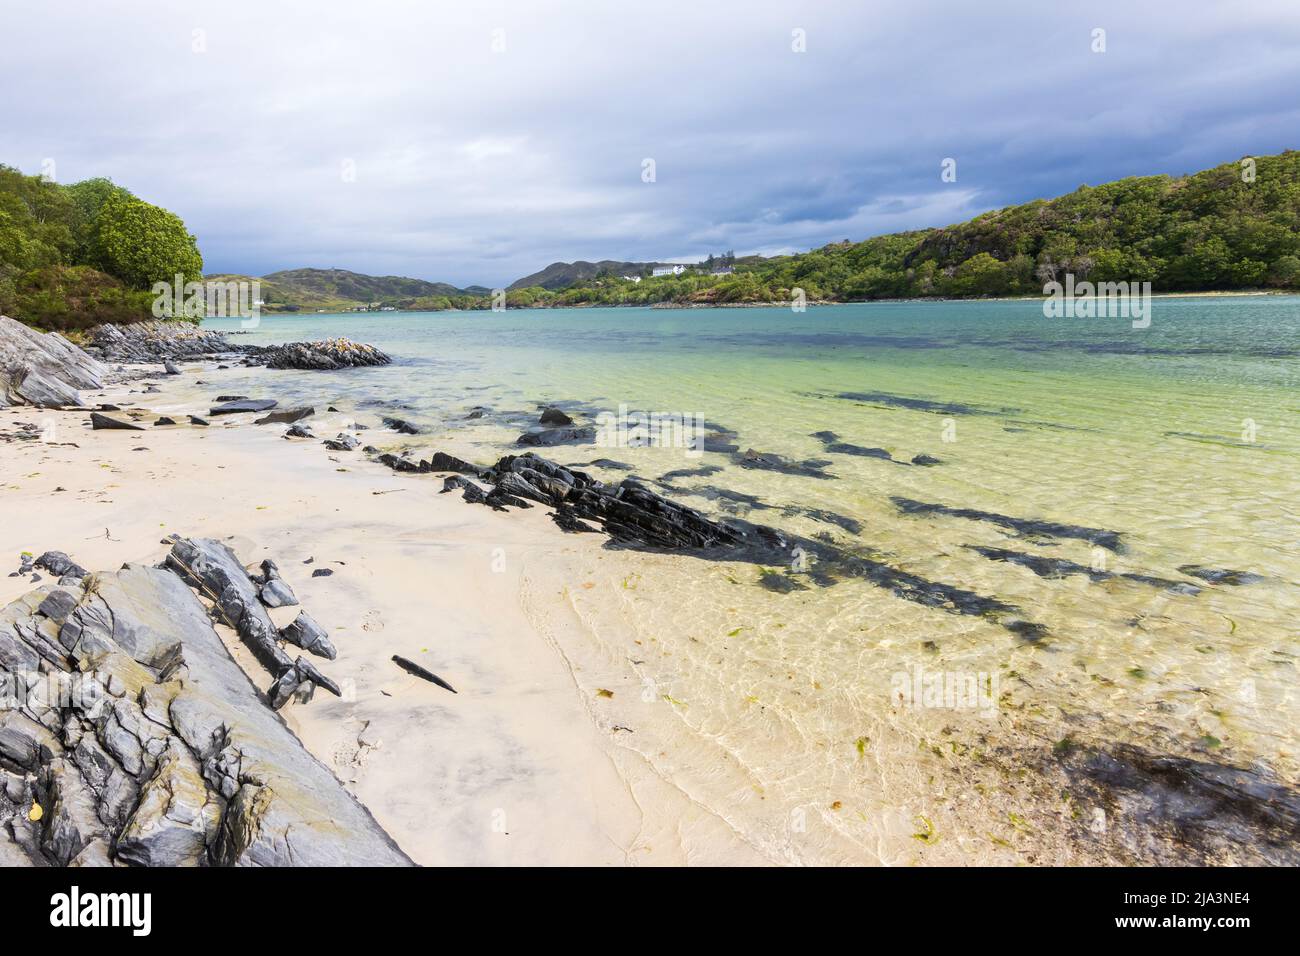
xmin=2 ymin=0 xmax=1297 ymax=286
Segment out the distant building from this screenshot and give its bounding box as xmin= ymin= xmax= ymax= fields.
xmin=651 ymin=264 xmax=686 ymax=277
xmin=710 ymin=265 xmax=735 ymax=276
xmin=622 ymin=275 xmax=642 ymax=283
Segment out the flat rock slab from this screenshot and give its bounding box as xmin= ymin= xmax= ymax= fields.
xmin=209 ymin=399 xmax=278 ymax=416
xmin=254 ymin=407 xmax=314 ymax=425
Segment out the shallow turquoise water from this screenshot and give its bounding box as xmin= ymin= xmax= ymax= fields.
xmin=203 ymin=297 xmax=1300 ymax=858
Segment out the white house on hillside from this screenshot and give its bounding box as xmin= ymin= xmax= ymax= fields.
xmin=651 ymin=264 xmax=686 ymax=277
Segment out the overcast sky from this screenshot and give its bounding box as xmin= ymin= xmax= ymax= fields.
xmin=3 ymin=1 xmax=1298 ymax=287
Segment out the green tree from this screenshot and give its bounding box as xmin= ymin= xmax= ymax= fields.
xmin=90 ymin=193 xmax=203 ymax=289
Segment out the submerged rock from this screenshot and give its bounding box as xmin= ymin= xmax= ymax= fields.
xmin=893 ymin=496 xmax=1124 ymax=553
xmin=811 ymin=430 xmax=893 ymax=460
xmin=967 ymin=545 xmax=1200 ymax=593
xmin=734 ymin=448 xmax=836 ymax=479
xmin=1056 ymin=741 xmax=1300 ymax=865
xmin=516 ymin=425 xmax=597 ymax=447
xmin=1176 ymin=565 xmax=1265 ymax=586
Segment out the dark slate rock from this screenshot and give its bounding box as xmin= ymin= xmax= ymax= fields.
xmin=260 ymin=578 xmax=299 ymax=608
xmin=254 ymin=407 xmax=314 ymax=425
xmin=209 ymin=399 xmax=277 ymax=416
xmin=441 ymin=475 xmax=488 ymax=503
xmin=426 ymin=451 xmax=484 ymax=475
xmin=35 ymin=551 xmax=88 ymax=580
xmin=280 ymin=610 xmax=336 ymax=660
xmin=377 ymin=452 xmax=423 ymax=473
xmin=382 ymin=417 xmax=421 ymax=435
xmin=323 ymin=433 xmax=360 ymax=451
xmin=516 ymin=426 xmax=597 ymax=447
xmin=90 ymin=412 xmax=144 ymax=431
xmin=539 ymin=406 xmax=574 ymax=426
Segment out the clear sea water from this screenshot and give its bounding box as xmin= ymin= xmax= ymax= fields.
xmin=204 ymin=296 xmax=1300 ymax=862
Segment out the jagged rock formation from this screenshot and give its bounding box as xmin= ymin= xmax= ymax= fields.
xmin=0 ymin=314 xmax=107 ymax=408
xmin=244 ymin=339 xmax=392 ymax=370
xmin=87 ymin=320 xmax=234 ymax=363
xmin=0 ymin=544 xmax=412 ymax=867
xmin=85 ymin=321 xmax=391 ymax=371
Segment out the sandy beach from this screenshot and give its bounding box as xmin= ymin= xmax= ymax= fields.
xmin=0 ymin=364 xmax=779 ymax=866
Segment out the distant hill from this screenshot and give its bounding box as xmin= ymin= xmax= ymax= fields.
xmin=508 ymin=260 xmax=679 ymax=290
xmin=202 ymin=268 xmax=484 ymax=312
xmin=201 ymin=150 xmax=1300 ymax=314
xmin=506 ymin=150 xmax=1300 ymax=306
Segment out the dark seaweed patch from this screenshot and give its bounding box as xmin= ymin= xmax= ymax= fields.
xmin=810 ymin=430 xmax=894 ymax=460
xmin=1058 ymin=743 xmax=1300 ymax=865
xmin=1177 ymin=565 xmax=1265 ymax=586
xmin=834 ymin=391 xmax=1018 ymax=416
xmin=967 ymin=545 xmax=1200 ymax=593
xmin=733 ymin=448 xmax=836 ymax=479
xmin=892 ymin=497 xmax=1124 ymax=553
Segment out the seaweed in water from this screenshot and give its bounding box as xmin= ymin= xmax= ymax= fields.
xmin=834 ymin=391 xmax=1019 ymax=417
xmin=892 ymin=496 xmax=1124 ymax=553
xmin=1057 ymin=742 xmax=1300 ymax=865
xmin=966 ymin=545 xmax=1200 ymax=594
xmin=810 ymin=430 xmax=895 ymax=460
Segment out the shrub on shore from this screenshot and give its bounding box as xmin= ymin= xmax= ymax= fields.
xmin=1 ymin=264 xmax=155 ymax=332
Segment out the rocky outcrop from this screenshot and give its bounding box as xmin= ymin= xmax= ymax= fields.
xmin=245 ymin=339 xmax=392 ymax=370
xmin=88 ymin=320 xmax=234 ymax=363
xmin=87 ymin=322 xmax=390 ymax=372
xmin=164 ymin=537 xmax=341 ymax=707
xmin=0 ymin=552 xmax=412 ymax=867
xmin=0 ymin=314 xmax=107 ymax=409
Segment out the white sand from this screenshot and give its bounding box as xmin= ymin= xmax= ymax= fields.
xmin=0 ymin=371 xmax=770 ymax=866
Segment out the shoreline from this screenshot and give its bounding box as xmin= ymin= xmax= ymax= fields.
xmin=243 ymin=288 xmax=1297 ymax=318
